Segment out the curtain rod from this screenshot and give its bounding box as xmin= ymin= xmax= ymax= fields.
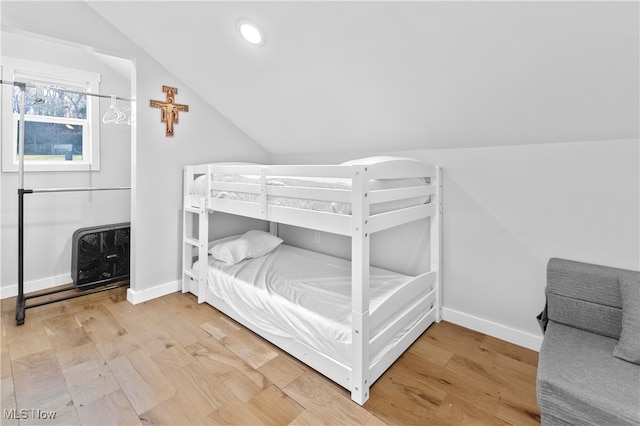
xmin=0 ymin=79 xmax=133 ymax=102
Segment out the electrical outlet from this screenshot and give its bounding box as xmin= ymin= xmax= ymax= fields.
xmin=314 ymin=231 xmax=320 ymax=244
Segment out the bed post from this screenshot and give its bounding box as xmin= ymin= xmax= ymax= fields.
xmin=183 ymin=166 xmax=193 ymax=198
xmin=351 ymin=165 xmax=370 ymax=405
xmin=182 ymin=171 xmax=190 ymax=294
xmin=431 ymin=166 xmax=443 ymax=321
xmin=269 ymin=222 xmax=278 ymax=237
xmin=197 ymin=197 xmax=208 ymax=304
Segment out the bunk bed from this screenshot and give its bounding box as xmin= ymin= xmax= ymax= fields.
xmin=181 ymin=157 xmax=442 ymax=405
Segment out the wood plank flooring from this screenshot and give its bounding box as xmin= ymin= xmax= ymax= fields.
xmin=1 ymin=287 xmax=540 ymax=425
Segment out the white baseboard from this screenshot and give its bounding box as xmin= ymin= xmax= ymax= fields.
xmin=127 ymin=280 xmax=180 ymax=305
xmin=442 ymin=307 xmax=543 ymax=352
xmin=0 ymin=273 xmax=73 ymax=300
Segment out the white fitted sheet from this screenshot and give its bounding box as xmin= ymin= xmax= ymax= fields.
xmin=191 ymin=173 xmax=429 ymax=215
xmin=193 ymin=243 xmax=422 ymax=366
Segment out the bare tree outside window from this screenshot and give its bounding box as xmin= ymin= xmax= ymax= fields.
xmin=12 ymin=84 xmax=88 ymax=162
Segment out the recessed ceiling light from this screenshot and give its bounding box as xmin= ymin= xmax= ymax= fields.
xmin=238 ymin=20 xmax=264 ymax=46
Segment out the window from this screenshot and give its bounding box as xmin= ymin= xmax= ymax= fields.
xmin=1 ymin=58 xmax=101 ymax=172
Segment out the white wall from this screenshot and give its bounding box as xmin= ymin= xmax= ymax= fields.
xmin=129 ymin=53 xmax=270 ymax=302
xmin=278 ymin=220 xmax=431 ymax=278
xmin=274 ymin=139 xmax=640 ymax=350
xmin=0 ymin=32 xmax=132 ymax=297
xmin=0 ymin=2 xmax=271 ymax=303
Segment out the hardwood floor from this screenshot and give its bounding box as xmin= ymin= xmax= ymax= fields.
xmin=1 ymin=286 xmax=540 ymax=425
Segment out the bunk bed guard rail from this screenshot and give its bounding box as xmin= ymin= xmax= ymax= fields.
xmin=183 ymin=161 xmax=438 ymax=236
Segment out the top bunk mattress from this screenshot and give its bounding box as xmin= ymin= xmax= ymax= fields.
xmin=190 ymin=171 xmax=430 ymax=215
xmin=193 ymin=242 xmax=426 ymax=367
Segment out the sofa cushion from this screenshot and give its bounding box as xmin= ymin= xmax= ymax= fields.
xmin=613 ymin=274 xmax=640 ymax=364
xmin=545 ymin=258 xmax=637 ymax=338
xmin=537 ymin=321 xmax=640 ymax=426
xmin=546 ymin=294 xmax=622 ymax=339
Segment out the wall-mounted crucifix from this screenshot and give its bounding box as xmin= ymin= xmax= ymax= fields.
xmin=150 ymin=86 xmax=189 ymax=137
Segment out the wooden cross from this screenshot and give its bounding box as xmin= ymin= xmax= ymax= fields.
xmin=150 ymin=86 xmax=189 ymax=137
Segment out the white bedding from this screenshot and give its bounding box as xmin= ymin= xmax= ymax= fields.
xmin=191 ymin=173 xmax=429 ymax=215
xmin=193 ymin=243 xmax=423 ymax=366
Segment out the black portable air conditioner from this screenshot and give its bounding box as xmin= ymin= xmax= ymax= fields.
xmin=71 ymin=222 xmax=130 ymax=289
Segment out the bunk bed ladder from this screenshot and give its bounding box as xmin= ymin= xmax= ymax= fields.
xmin=182 ymin=167 xmax=196 ymax=293
xmin=182 ymin=193 xmax=208 ymax=303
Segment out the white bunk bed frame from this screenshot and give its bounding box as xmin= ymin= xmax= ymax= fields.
xmin=181 ymin=159 xmax=442 ymax=405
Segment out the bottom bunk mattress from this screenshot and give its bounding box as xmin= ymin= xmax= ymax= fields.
xmin=192 ymin=242 xmax=427 ymax=367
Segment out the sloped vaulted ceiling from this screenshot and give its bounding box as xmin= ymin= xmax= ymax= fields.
xmin=88 ymin=1 xmax=638 ymax=155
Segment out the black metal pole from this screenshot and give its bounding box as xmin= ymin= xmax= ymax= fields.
xmin=16 ymin=189 xmax=26 ymax=325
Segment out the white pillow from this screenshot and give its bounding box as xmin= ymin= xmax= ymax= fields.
xmin=207 ymin=234 xmax=242 ymax=251
xmin=209 ymin=230 xmax=282 ymax=265
xmin=191 ymin=175 xmax=208 ymax=195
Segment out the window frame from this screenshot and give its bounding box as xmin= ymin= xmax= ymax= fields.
xmin=1 ymin=57 xmax=101 ymax=172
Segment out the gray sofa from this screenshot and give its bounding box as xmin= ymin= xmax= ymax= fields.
xmin=537 ymin=258 xmax=640 ymax=425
